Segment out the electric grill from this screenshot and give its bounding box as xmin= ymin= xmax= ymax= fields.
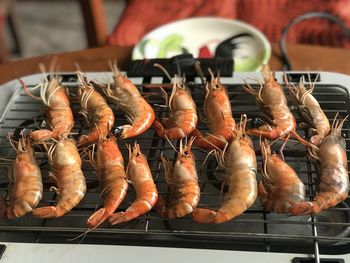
xmin=0 ymin=69 xmax=349 ymax=262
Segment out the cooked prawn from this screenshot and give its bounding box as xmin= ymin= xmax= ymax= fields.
xmin=258 ymin=139 xmax=305 ymax=214
xmin=76 ymin=72 xmax=115 ymax=146
xmin=109 ymin=142 xmax=158 ymax=225
xmin=32 ymin=137 xmax=86 ymax=218
xmin=20 ymin=76 xmax=74 ymax=142
xmin=93 ymin=64 xmax=155 ymax=139
xmin=155 ymin=137 xmax=200 ymax=218
xmin=86 ymin=134 xmax=128 ymax=228
xmin=288 ymin=75 xmax=330 ymax=146
xmin=0 ymin=134 xmax=43 ymax=219
xmin=290 ymin=116 xmax=349 ymax=215
xmin=244 ymin=64 xmax=296 ymax=139
xmin=192 ymin=116 xmax=257 ymax=223
xmin=191 ymin=69 xmax=236 ymax=149
xmin=154 ymin=75 xmax=198 ymax=140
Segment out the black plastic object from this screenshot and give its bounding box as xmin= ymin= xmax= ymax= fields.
xmin=0 ymin=245 xmax=6 ymax=259
xmin=280 ymin=12 xmax=350 ymax=71
xmin=127 ymin=54 xmax=234 ymax=79
xmin=292 ymin=258 xmax=344 ymax=263
xmin=286 ymin=73 xmax=321 ymax=83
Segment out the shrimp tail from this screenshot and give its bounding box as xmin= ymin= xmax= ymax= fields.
xmin=154 ymin=195 xmax=168 ymax=217
xmin=32 ymin=205 xmax=68 ymax=218
xmin=192 ymin=208 xmax=216 ymax=223
xmin=113 ymin=125 xmax=133 ymax=139
xmin=109 ymin=192 xmax=158 ymax=225
xmin=154 ymin=120 xmax=187 ymax=140
xmin=193 ymin=207 xmax=247 ymax=224
xmin=86 ymin=208 xmax=112 ymax=228
xmin=108 ymin=211 xmax=130 ymax=225
xmin=31 ymin=130 xmax=55 ymax=142
xmin=246 ymin=125 xmax=280 ymax=140
xmin=167 ymin=203 xmax=195 ymax=218
xmin=77 ymin=134 xmax=99 ymax=147
xmin=155 ymin=192 xmax=197 ymax=219
xmin=191 ymin=129 xmax=228 ymax=149
xmin=289 ymin=201 xmax=314 ymax=215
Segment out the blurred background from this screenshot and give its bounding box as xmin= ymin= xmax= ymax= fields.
xmin=0 ymin=0 xmax=125 ymax=61
xmin=1 ymin=0 xmax=350 ymax=64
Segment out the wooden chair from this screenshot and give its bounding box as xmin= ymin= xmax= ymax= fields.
xmin=79 ymin=0 xmax=109 ymax=47
xmin=0 ymin=0 xmax=22 ymax=63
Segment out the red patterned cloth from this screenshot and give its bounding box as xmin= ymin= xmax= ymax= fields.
xmin=107 ymin=0 xmax=350 ymax=48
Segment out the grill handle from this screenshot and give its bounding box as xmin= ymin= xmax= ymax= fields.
xmin=292 ymin=257 xmax=344 ymax=263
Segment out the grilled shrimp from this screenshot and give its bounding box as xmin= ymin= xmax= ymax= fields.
xmin=76 ymin=72 xmax=115 ymax=146
xmin=0 ymin=135 xmax=43 ymax=219
xmin=20 ymin=76 xmax=74 ymax=142
xmin=290 ymin=117 xmax=349 ymax=215
xmin=109 ymin=142 xmax=158 ymax=225
xmin=32 ymin=137 xmax=86 ymax=218
xmin=155 ymin=137 xmax=200 ymax=218
xmin=192 ymin=116 xmax=257 ymax=224
xmin=244 ymin=64 xmax=296 ymax=139
xmin=86 ymin=134 xmax=128 ymax=228
xmin=288 ymin=76 xmax=330 ymax=146
xmin=154 ymin=76 xmax=198 ymax=140
xmin=258 ymin=140 xmax=305 ymax=213
xmin=191 ymin=70 xmax=236 ymax=149
xmin=93 ymin=64 xmax=155 ymax=139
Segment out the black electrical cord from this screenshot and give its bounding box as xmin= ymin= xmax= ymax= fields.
xmin=279 ymin=11 xmax=350 ymax=71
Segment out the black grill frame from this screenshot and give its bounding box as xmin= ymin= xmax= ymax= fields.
xmin=0 ymin=73 xmax=349 ymax=256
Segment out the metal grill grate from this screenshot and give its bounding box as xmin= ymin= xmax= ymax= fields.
xmin=0 ymin=73 xmax=349 ymax=255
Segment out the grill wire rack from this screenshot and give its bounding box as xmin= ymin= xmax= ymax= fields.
xmin=0 ymin=72 xmax=349 ymax=258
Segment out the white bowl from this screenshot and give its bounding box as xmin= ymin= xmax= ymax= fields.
xmin=132 ymin=17 xmax=271 ymax=72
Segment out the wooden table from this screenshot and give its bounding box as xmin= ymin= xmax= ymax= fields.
xmin=0 ymin=43 xmax=350 ymax=85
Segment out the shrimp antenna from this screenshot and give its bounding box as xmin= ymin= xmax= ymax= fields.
xmin=74 ymin=62 xmax=82 ymax=73
xmin=76 ymin=71 xmax=86 ymax=84
xmin=174 ymin=58 xmax=182 ymax=77
xmin=7 ymin=133 xmax=17 ymax=151
xmin=108 ymin=60 xmax=118 ymax=71
xmin=201 ymin=148 xmax=216 ymax=169
xmin=154 ymin=63 xmax=172 ymax=82
xmin=48 ymin=56 xmax=59 ymax=75
xmin=187 ymin=136 xmax=196 ymax=149
xmin=336 ymin=115 xmax=349 ymax=131
xmin=308 ymin=72 xmax=319 ymax=93
xmin=38 ymin=63 xmax=48 ymax=81
xmin=260 ymin=139 xmax=269 ymax=177
xmin=332 ymin=112 xmax=340 ymax=129
xmin=199 ymin=135 xmax=225 ymax=167
xmin=67 ymin=227 xmax=93 ymax=243
xmin=283 ymin=72 xmax=290 ymax=86
xmin=179 ymin=139 xmax=183 ymax=155
xmin=194 ymin=60 xmax=205 ymax=84
xmin=208 ymin=68 xmax=215 ymax=80
xmin=205 ymin=133 xmax=227 ymax=149
xmin=18 ymin=79 xmax=42 ymax=101
xmin=164 ymin=135 xmax=179 ymax=154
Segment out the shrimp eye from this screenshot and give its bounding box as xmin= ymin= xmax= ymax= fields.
xmin=22 ymin=146 xmax=27 ymax=151
xmin=106 ymin=134 xmax=111 ymax=139
xmin=184 ymin=150 xmax=189 ymax=156
xmin=136 ymin=152 xmax=141 ymax=157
